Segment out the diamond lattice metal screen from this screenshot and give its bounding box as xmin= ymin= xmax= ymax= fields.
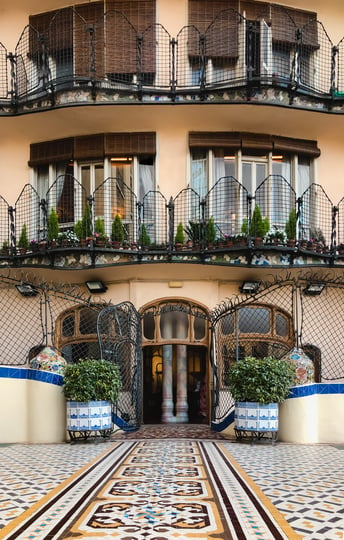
xmin=211 ymin=276 xmax=344 ymax=425
xmin=97 ymin=302 xmax=142 ymax=430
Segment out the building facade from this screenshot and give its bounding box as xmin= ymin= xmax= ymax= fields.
xmin=0 ymin=0 xmax=343 ymax=442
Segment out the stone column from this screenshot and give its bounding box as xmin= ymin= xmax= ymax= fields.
xmin=161 ymin=344 xmax=176 ymax=423
xmin=175 ymin=344 xmax=189 ymax=422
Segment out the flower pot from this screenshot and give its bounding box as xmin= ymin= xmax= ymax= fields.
xmin=66 ymin=400 xmax=112 ymax=433
xmin=234 ymin=401 xmax=279 ymax=432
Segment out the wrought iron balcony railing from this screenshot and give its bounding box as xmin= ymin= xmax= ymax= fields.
xmin=1 ymin=7 xmax=344 ymax=109
xmin=1 ymin=174 xmax=344 ymax=262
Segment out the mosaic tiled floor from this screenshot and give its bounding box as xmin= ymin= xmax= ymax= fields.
xmin=0 ymin=426 xmax=343 ymax=540
xmin=1 ymin=440 xmax=298 ymax=540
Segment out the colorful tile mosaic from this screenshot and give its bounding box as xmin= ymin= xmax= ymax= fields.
xmin=0 ymin=426 xmax=343 ymax=540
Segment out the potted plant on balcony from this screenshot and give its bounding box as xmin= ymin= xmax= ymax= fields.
xmin=184 ymin=220 xmax=202 ymax=249
xmin=63 ymin=358 xmax=121 ymax=441
xmin=47 ymin=208 xmax=59 ymax=247
xmin=285 ymin=208 xmax=297 ymax=247
xmin=175 ymin=222 xmax=185 ymax=251
xmin=111 ymin=214 xmax=125 ymax=248
xmin=94 ymin=217 xmax=107 ymax=247
xmin=205 ymin=216 xmax=216 ymax=249
xmin=17 ymin=224 xmax=29 ymax=253
xmin=227 ymin=355 xmax=295 ymax=441
xmin=138 ymin=223 xmax=151 ymax=250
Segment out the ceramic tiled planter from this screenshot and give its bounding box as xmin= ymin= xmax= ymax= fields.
xmin=234 ymin=401 xmax=279 ymax=432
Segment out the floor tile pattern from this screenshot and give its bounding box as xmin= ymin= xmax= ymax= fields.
xmin=1 ymin=440 xmax=295 ymax=540
xmin=225 ymin=442 xmax=344 ymax=540
xmin=0 ymin=426 xmax=343 ymax=540
xmin=0 ymin=441 xmax=114 ymax=530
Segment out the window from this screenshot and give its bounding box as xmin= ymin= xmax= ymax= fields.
xmin=56 ymin=305 xmax=103 ymax=363
xmin=217 ymin=304 xmax=294 ymax=386
xmin=142 ymin=301 xmax=208 ymax=344
xmin=30 ymin=133 xmax=156 ymax=240
xmin=189 ymin=132 xmax=319 ymax=235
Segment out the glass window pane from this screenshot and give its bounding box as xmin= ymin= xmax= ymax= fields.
xmin=79 ymin=308 xmax=98 ymax=335
xmin=143 ymin=311 xmax=155 ymax=340
xmin=160 ymin=310 xmax=188 ymax=339
xmin=275 ymin=313 xmax=289 ymax=337
xmin=62 ymin=314 xmax=75 ymax=337
xmin=138 ymin=158 xmax=154 ymax=201
xmin=220 ymin=314 xmax=234 ymax=335
xmin=191 ymin=150 xmax=207 ymax=198
xmin=239 ymin=308 xmax=270 ymax=334
xmin=194 ymin=315 xmax=206 ymax=340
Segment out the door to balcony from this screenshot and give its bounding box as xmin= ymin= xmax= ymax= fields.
xmin=142 ymin=345 xmax=208 ymax=424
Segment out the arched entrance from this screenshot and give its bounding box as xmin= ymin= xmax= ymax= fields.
xmin=141 ymin=300 xmax=210 ymax=424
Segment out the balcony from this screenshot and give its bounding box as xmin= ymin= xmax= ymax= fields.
xmin=1 ymin=175 xmax=344 ymax=270
xmin=1 ymin=6 xmax=344 ymax=114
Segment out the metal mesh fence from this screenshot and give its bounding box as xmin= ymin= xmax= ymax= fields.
xmin=299 ymin=184 xmax=333 ymax=247
xmin=1 ymin=8 xmax=344 ymax=101
xmin=255 ymin=175 xmax=296 ymax=235
xmin=211 ymin=277 xmax=344 ymax=423
xmin=0 ymin=43 xmax=8 ymax=99
xmin=97 ymin=302 xmax=142 ymax=430
xmin=205 ymin=176 xmax=248 ymax=239
xmin=15 ymin=185 xmax=41 ymax=248
xmin=141 ymin=190 xmax=168 ymax=247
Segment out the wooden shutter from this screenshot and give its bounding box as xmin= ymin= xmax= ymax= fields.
xmin=239 ymin=1 xmax=270 ymax=21
xmin=271 ymin=5 xmax=317 ymax=47
xmin=188 ymin=0 xmax=239 ymax=58
xmin=29 ymin=138 xmax=74 ymax=166
xmin=189 ymin=132 xmax=320 ymax=157
xmin=105 ymin=132 xmax=156 ymax=155
xmin=105 ymin=0 xmax=155 ymax=74
xmin=74 ymin=2 xmax=105 ymax=78
xmin=189 ymin=132 xmax=241 ymax=150
xmin=74 ymin=134 xmax=105 ymax=160
xmin=273 ymin=136 xmax=320 ymax=157
xmin=29 ymin=7 xmax=73 ymax=55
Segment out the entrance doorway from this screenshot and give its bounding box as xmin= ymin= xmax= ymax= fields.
xmin=143 ymin=345 xmax=208 ymax=424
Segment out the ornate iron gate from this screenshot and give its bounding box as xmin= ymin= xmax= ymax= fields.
xmin=210 ymin=274 xmax=344 ymax=427
xmin=97 ymin=302 xmax=142 ymax=431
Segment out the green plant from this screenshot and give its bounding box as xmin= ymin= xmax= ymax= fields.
xmin=82 ymin=203 xmax=92 ymax=239
xmin=251 ymin=205 xmax=270 ymax=238
xmin=63 ymin=358 xmax=122 ymax=403
xmin=2 ymin=240 xmax=9 ymax=251
xmin=184 ymin=221 xmax=202 ymax=243
xmin=285 ymin=208 xmax=297 ymax=240
xmin=47 ymin=208 xmax=59 ymax=241
xmin=111 ymin=214 xmax=125 ymax=243
xmin=94 ymin=217 xmax=105 ymax=237
xmin=18 ymin=224 xmax=29 ymax=249
xmin=74 ymin=220 xmax=84 ymax=240
xmin=175 ymin=222 xmax=185 ymax=244
xmin=265 ymin=229 xmax=286 ymax=244
xmin=205 ymin=216 xmax=216 ymax=244
xmin=227 ymin=356 xmax=295 ymax=404
xmin=138 ymin=223 xmax=151 ymax=247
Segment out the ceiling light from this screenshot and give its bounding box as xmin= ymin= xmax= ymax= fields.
xmin=240 ymin=281 xmax=260 ymax=294
xmin=303 ymin=282 xmax=325 ymax=296
xmin=85 ymin=280 xmax=107 ymax=293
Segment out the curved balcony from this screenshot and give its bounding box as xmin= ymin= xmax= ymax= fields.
xmin=1 ymin=175 xmax=344 ymax=270
xmin=1 ymin=6 xmax=344 ymax=114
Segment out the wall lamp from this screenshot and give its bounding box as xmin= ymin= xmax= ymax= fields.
xmin=85 ymin=280 xmax=107 ymax=294
xmin=240 ymin=281 xmax=260 ymax=294
xmin=16 ymin=282 xmax=39 ymax=297
xmin=303 ymin=282 xmax=325 ymax=296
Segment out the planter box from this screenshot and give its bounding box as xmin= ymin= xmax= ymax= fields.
xmin=234 ymin=401 xmax=278 ymax=432
xmin=66 ymin=400 xmax=112 ymax=432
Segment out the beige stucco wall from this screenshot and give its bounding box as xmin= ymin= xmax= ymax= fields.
xmin=1 ymin=374 xmax=342 ymax=444
xmin=0 ymin=375 xmax=66 ymax=443
xmin=279 ymin=393 xmax=344 ymax=444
